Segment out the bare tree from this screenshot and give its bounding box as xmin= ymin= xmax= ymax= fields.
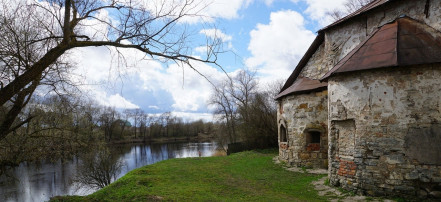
xmin=0 ymin=0 xmax=222 ymax=139
xmin=209 ymin=70 xmax=282 ymax=149
xmin=209 ymin=79 xmax=238 ymax=144
xmin=327 ymin=0 xmax=375 ymax=21
xmin=230 ymin=70 xmax=258 ymax=139
xmin=139 ymin=112 xmax=148 ymax=141
xmin=128 ymin=108 xmax=144 ymax=139
xmin=99 ymin=107 xmax=119 ymax=141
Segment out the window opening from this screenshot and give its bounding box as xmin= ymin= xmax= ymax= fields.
xmin=309 ymin=131 xmax=321 ymax=143
xmin=306 ymin=130 xmax=321 ymax=151
xmin=280 ymin=125 xmax=287 ymax=142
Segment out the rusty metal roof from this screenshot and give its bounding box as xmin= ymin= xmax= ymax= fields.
xmin=276 ymin=0 xmax=404 ymax=100
xmin=321 ymin=17 xmax=441 ymax=80
xmin=320 ymin=0 xmax=393 ymax=32
xmin=275 ymin=77 xmax=327 ymax=100
xmin=276 ymin=0 xmax=393 ymax=100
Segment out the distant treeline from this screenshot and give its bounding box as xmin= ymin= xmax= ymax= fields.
xmin=0 ymin=95 xmax=214 ymax=174
xmin=0 ymin=69 xmax=282 ymax=172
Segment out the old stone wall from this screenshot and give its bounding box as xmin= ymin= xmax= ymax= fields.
xmin=299 ymin=43 xmax=326 ymax=80
xmin=323 ymin=0 xmax=441 ymax=73
xmin=328 ymin=64 xmax=441 ymax=198
xmin=277 ymin=0 xmax=441 ymax=198
xmin=278 ymin=90 xmax=328 ymax=168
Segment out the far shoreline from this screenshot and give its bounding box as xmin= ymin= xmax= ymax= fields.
xmin=108 ymin=133 xmax=216 ymax=145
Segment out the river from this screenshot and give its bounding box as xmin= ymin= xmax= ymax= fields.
xmin=0 ymin=142 xmax=218 ymax=202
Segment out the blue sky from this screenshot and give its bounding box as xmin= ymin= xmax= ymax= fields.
xmin=68 ymin=0 xmax=348 ymax=121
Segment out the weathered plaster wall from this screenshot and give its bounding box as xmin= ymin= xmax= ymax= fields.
xmin=278 ymin=90 xmax=328 ymax=168
xmin=277 ymin=0 xmax=441 ymax=198
xmin=323 ymin=0 xmax=441 ymax=72
xmin=300 ymin=43 xmax=326 ymax=80
xmin=328 ymin=65 xmax=441 ymax=198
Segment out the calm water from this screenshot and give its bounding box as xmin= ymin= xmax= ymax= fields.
xmin=0 ymin=142 xmax=217 ymax=202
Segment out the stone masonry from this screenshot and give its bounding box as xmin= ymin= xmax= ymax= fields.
xmin=278 ymin=90 xmax=328 ymax=169
xmin=277 ymin=0 xmax=441 ymax=199
xmin=328 ymin=65 xmax=441 ymax=198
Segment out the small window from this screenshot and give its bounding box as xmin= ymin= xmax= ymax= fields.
xmin=306 ymin=130 xmax=321 ymax=151
xmin=309 ymin=131 xmax=321 ymax=144
xmin=280 ymin=125 xmax=287 ymax=142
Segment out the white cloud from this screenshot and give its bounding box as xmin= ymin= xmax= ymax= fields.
xmin=204 ymin=0 xmax=249 ymax=20
xmin=171 ymin=112 xmax=213 ymax=122
xmin=199 ymin=28 xmax=234 ymax=51
xmin=161 ymin=60 xmax=225 ymax=112
xmin=292 ymin=0 xmax=347 ymax=27
xmin=83 ymin=87 xmax=140 ymax=109
xmin=69 ymin=44 xmax=161 ymax=110
xmin=77 ymin=9 xmax=113 ymax=41
xmin=148 ymin=105 xmax=160 ymax=110
xmin=200 ymin=29 xmax=232 ymax=42
xmin=107 ymin=94 xmax=140 ymax=109
xmin=245 ymin=10 xmax=316 ymax=81
xmin=70 ymin=40 xmax=225 ymax=114
xmin=140 ymin=0 xmax=251 ymax=23
xmin=194 ymin=46 xmax=208 ymax=55
xmin=201 ymin=0 xmax=281 ymax=20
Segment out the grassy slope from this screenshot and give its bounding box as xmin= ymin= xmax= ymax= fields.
xmin=52 ymin=150 xmax=327 ymax=201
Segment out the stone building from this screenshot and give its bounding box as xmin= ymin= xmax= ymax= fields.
xmin=276 ymin=34 xmax=329 ymax=169
xmin=276 ymin=0 xmax=441 ymax=198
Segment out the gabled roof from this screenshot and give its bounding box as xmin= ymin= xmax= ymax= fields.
xmin=275 ymin=0 xmax=400 ymax=100
xmin=321 ymin=17 xmax=441 ymax=80
xmin=320 ymin=0 xmax=394 ymax=32
xmin=276 ymin=0 xmax=392 ymax=100
xmin=275 ymin=77 xmax=327 ymax=100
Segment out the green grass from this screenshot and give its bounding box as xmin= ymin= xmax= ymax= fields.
xmin=52 ymin=150 xmax=327 ymax=201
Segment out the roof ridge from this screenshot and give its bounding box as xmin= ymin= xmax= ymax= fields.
xmin=320 ymin=0 xmax=393 ymax=32
xmin=321 ymin=16 xmax=441 ymax=80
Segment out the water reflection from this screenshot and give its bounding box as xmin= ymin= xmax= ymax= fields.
xmin=73 ymin=146 xmax=124 ymax=189
xmin=0 ymin=142 xmax=217 ymax=202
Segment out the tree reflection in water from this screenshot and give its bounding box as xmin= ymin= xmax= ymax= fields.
xmin=73 ymin=145 xmax=123 ymax=189
xmin=0 ymin=142 xmax=218 ymax=202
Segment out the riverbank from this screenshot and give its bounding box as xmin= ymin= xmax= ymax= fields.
xmin=51 ymin=149 xmax=408 ymax=202
xmin=52 ymin=149 xmax=329 ymax=201
xmin=109 ymin=133 xmax=215 ymax=145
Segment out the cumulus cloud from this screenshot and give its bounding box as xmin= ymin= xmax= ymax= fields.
xmin=148 ymin=105 xmax=160 ymax=110
xmin=204 ymin=0 xmax=250 ymax=20
xmin=292 ymin=0 xmax=347 ymax=27
xmin=70 ymin=39 xmax=225 ymax=114
xmin=149 ymin=59 xmax=225 ymax=112
xmin=200 ymin=29 xmax=232 ymax=42
xmin=140 ymin=0 xmax=252 ymax=23
xmin=245 ymin=10 xmax=316 ymax=82
xmin=199 ymin=28 xmax=234 ymax=51
xmin=69 ymin=47 xmax=140 ymax=109
xmin=60 ymin=1 xmax=229 ymax=116
xmin=138 ymin=0 xmax=282 ymax=23
xmin=170 ymin=112 xmax=213 ymax=122
xmin=105 ymin=94 xmax=140 ymax=109
xmin=202 ymin=0 xmax=280 ymax=20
